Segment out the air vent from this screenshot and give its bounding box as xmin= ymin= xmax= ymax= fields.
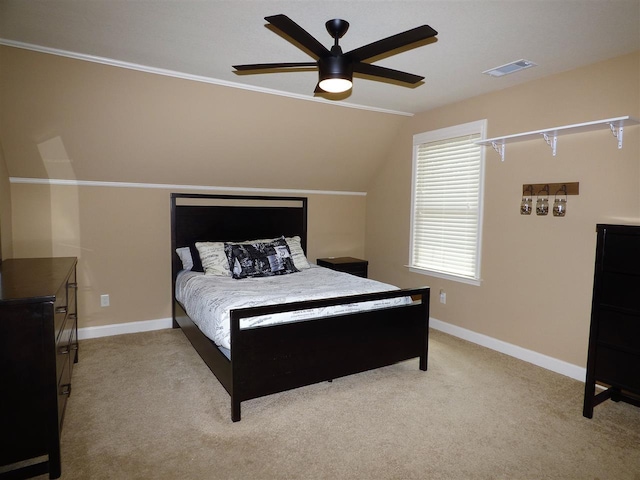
xmin=483 ymin=59 xmax=537 ymax=77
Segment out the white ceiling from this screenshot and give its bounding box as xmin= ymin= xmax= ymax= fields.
xmin=1 ymin=0 xmax=639 ymax=115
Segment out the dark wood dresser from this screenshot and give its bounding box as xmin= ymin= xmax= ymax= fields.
xmin=316 ymin=257 xmax=368 ymax=278
xmin=0 ymin=257 xmax=79 ymax=479
xmin=583 ymin=225 xmax=640 ymax=418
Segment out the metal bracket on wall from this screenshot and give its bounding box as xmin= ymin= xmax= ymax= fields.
xmin=542 ymin=133 xmax=558 ymax=156
xmin=609 ymin=122 xmax=624 ymax=149
xmin=490 ymin=141 xmax=505 ymax=161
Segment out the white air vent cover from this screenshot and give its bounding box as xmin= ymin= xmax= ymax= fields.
xmin=483 ymin=59 xmax=537 ymax=77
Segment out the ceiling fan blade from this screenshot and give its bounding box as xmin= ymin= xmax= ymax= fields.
xmin=352 ymin=62 xmax=424 ymax=84
xmin=233 ymin=62 xmax=317 ymax=71
xmin=265 ymin=14 xmax=331 ymax=59
xmin=346 ymin=25 xmax=437 ymax=62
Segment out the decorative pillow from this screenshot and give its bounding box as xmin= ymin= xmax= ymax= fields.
xmin=224 ymin=236 xmax=299 ymax=279
xmin=175 ymin=247 xmax=194 ymax=271
xmin=237 ymin=235 xmax=310 ymax=270
xmin=195 ymin=242 xmax=232 ymax=276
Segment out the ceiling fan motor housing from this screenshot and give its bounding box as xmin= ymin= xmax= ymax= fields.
xmin=319 ymin=55 xmax=353 ymax=81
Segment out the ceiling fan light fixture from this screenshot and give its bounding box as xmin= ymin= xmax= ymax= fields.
xmin=319 ymin=77 xmax=353 ymax=93
xmin=318 ymin=56 xmax=353 ymax=93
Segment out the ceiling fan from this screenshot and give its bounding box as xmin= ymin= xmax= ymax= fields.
xmin=233 ymin=14 xmax=438 ymax=94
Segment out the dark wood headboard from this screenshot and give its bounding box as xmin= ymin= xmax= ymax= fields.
xmin=170 ymin=193 xmax=308 ymax=280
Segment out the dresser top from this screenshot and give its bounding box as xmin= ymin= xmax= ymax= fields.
xmin=0 ymin=257 xmax=77 ymax=305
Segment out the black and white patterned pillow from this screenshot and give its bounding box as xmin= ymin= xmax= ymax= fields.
xmin=224 ymin=236 xmax=299 ymax=279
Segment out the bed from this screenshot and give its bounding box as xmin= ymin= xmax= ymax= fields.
xmin=170 ymin=193 xmax=430 ymax=421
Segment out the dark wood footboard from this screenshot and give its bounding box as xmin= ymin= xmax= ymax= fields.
xmin=174 ymin=287 xmax=429 ymax=421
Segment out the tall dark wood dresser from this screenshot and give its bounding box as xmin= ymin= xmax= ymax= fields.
xmin=0 ymin=257 xmax=79 ymax=479
xmin=583 ymin=225 xmax=640 ymax=418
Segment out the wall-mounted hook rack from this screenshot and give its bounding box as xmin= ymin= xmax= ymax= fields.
xmin=477 ymin=116 xmax=639 ymax=161
xmin=523 ymin=182 xmax=579 ymax=196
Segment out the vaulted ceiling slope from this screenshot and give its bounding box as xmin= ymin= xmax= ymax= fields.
xmin=1 ymin=1 xmax=639 ymax=115
xmin=0 ymin=46 xmax=408 ymax=192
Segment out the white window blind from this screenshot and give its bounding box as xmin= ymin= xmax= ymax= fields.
xmin=410 ymin=121 xmax=486 ymax=285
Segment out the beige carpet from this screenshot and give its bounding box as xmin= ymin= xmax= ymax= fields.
xmin=46 ymin=328 xmax=639 ymax=480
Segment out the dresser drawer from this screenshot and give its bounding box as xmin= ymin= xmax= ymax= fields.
xmin=57 ymin=360 xmax=72 ymax=430
xmin=597 ymin=308 xmax=640 ymax=353
xmin=594 ymin=345 xmax=640 ymax=393
xmin=55 ymin=314 xmax=76 ymax=381
xmin=69 ymin=316 xmax=78 ymax=376
xmin=601 ymin=230 xmax=640 ymax=274
xmin=53 ymin=282 xmax=69 ymax=341
xmin=337 ymin=264 xmax=368 ymax=277
xmin=67 ymin=269 xmax=77 ymax=312
xmin=317 ymin=257 xmax=368 ymax=278
xmin=600 ymin=272 xmax=640 ymax=312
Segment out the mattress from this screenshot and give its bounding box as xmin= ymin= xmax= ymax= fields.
xmin=175 ymin=266 xmax=411 ymax=351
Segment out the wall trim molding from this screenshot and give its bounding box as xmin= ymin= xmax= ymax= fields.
xmin=429 ymin=317 xmax=586 ymax=383
xmin=78 ymin=315 xmax=586 ymax=383
xmin=0 ymin=39 xmax=413 ymax=118
xmin=9 ymin=177 xmax=367 ymax=197
xmin=78 ymin=318 xmax=174 ymax=340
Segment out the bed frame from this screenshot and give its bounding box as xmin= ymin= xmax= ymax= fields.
xmin=170 ymin=193 xmax=430 ymax=421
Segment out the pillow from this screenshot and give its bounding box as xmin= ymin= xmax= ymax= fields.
xmin=195 ymin=242 xmax=231 ymax=276
xmin=236 ymin=236 xmax=310 ymax=270
xmin=175 ymin=247 xmax=194 ymax=271
xmin=285 ymin=236 xmax=311 ymax=270
xmin=195 ymin=235 xmax=310 ymax=276
xmin=224 ymin=236 xmax=299 ymax=279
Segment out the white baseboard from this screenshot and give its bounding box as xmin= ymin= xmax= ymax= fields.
xmin=77 ymin=315 xmax=587 ymax=383
xmin=430 ymin=317 xmax=586 ymax=383
xmin=78 ymin=318 xmax=173 ymax=340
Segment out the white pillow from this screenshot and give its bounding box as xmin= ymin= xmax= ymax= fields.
xmin=175 ymin=247 xmax=193 ymax=271
xmin=195 ymin=242 xmax=231 ymax=276
xmin=285 ymin=236 xmax=311 ymax=270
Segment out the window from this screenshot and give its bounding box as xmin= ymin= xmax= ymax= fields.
xmin=409 ymin=120 xmax=486 ymax=285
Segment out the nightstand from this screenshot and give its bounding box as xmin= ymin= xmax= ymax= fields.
xmin=316 ymin=257 xmax=368 ymax=278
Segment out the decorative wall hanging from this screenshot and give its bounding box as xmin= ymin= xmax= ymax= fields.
xmin=521 ymin=182 xmax=579 ymax=218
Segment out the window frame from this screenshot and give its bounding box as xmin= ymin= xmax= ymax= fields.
xmin=408 ymin=119 xmax=487 ymax=286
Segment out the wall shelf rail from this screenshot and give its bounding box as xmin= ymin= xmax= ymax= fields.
xmin=476 ymin=116 xmax=639 ymax=161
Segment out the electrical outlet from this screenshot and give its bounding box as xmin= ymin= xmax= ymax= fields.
xmin=100 ymin=294 xmax=110 ymax=307
xmin=439 ymin=289 xmax=446 ymax=304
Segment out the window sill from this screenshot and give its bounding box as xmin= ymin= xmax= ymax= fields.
xmin=407 ymin=266 xmax=481 ymax=286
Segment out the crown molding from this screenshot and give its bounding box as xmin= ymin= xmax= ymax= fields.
xmin=0 ymin=39 xmax=413 ymax=117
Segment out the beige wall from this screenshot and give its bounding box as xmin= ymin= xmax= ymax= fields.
xmin=0 ymin=140 xmax=12 ymax=259
xmin=366 ymin=51 xmax=640 ymax=368
xmin=0 ymin=45 xmax=378 ymax=328
xmin=9 ymin=183 xmax=365 ymax=328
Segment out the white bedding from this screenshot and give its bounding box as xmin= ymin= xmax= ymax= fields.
xmin=175 ymin=266 xmax=411 ymax=351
